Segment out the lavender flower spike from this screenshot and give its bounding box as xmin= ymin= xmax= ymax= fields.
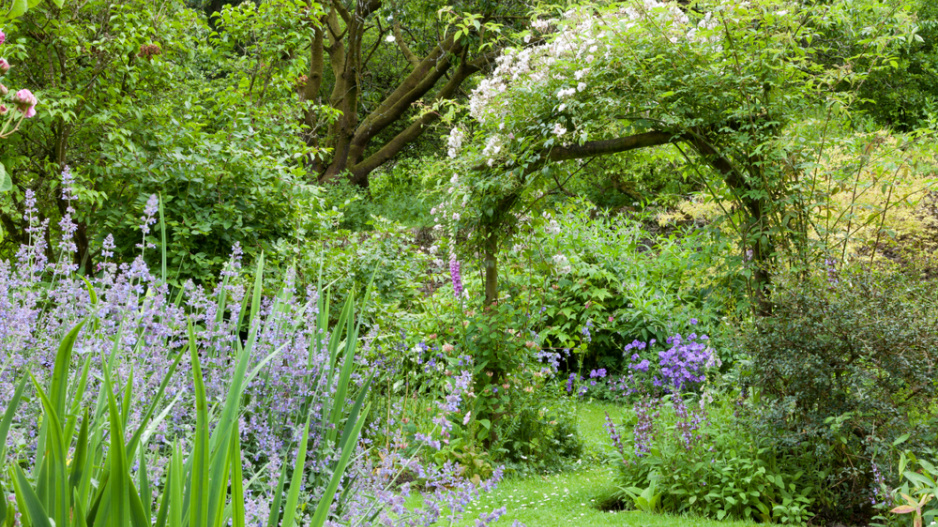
xmin=450 ymin=257 xmax=463 ymax=297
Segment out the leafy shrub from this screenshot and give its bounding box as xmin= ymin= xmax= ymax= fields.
xmin=297 ymin=215 xmax=432 ymax=325
xmin=878 ymin=447 xmax=938 ymax=527
xmin=379 ymin=275 xmax=583 ymax=473
xmin=499 ymin=203 xmax=747 ymax=373
xmin=611 ymin=391 xmax=816 ymax=525
xmin=741 ymin=265 xmax=938 ymax=523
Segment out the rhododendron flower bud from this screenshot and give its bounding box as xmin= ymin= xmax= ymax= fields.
xmin=0 ymin=104 xmax=7 ymax=115
xmin=0 ymin=58 xmax=9 ymax=74
xmin=13 ymin=89 xmax=37 ymax=118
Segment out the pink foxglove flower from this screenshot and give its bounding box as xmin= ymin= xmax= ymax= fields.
xmin=13 ymin=89 xmax=37 ymax=118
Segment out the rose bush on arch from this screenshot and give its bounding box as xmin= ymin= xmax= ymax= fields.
xmin=437 ymin=0 xmax=917 ymax=313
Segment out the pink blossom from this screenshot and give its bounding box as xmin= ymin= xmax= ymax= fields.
xmin=13 ymin=89 xmax=37 ymax=118
xmin=0 ymin=58 xmax=9 ymax=75
xmin=0 ymin=31 xmax=6 ymax=45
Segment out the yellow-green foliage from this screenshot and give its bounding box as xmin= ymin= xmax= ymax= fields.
xmin=657 ymin=129 xmax=938 ymax=269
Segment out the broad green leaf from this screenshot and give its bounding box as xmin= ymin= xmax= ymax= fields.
xmin=0 ymin=163 xmax=11 ymax=192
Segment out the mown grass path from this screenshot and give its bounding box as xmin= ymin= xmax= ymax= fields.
xmin=453 ymin=401 xmax=759 ymax=527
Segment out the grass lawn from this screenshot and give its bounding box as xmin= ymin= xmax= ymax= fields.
xmin=446 ymin=400 xmax=759 ymax=527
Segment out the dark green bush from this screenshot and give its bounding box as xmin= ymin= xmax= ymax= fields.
xmin=742 ymin=266 xmax=938 ymax=523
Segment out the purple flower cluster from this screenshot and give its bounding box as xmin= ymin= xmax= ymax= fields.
xmin=657 ymin=333 xmax=714 ymax=391
xmin=450 ymin=258 xmax=463 ymax=298
xmin=581 ymin=319 xmax=593 ymax=343
xmin=633 ymin=396 xmax=659 ymax=457
xmin=589 ymin=368 xmax=606 ymax=386
xmin=0 ymin=217 xmax=525 ymax=525
xmin=605 ymin=411 xmax=624 ymax=457
xmin=605 ymin=323 xmax=719 ymax=459
xmin=623 ymin=331 xmax=717 ymax=394
xmin=361 ymin=454 xmax=515 ymax=527
xmin=672 ymin=393 xmax=705 ymax=450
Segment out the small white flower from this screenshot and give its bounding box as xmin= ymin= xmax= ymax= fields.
xmin=452 ymin=213 xmax=460 ymax=221
xmin=577 ymin=82 xmax=587 ymax=92
xmin=558 ymin=103 xmax=566 ymax=112
xmin=385 ymin=34 xmax=396 ymax=43
xmin=552 ymin=123 xmax=567 ymax=136
xmin=546 ymin=219 xmax=561 ymax=235
xmin=552 ymin=254 xmax=572 ymax=274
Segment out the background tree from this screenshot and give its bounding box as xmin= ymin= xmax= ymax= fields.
xmin=289 ymin=0 xmax=528 ymax=186
xmin=438 ymin=0 xmax=917 ymax=313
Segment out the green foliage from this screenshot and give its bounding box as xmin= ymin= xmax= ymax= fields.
xmin=98 ymin=89 xmax=316 ymax=284
xmin=296 ymin=215 xmax=431 ymax=324
xmin=855 ymin=0 xmax=938 ymax=130
xmin=882 ymin=448 xmax=938 ymax=526
xmin=0 ymin=261 xmax=372 ymax=526
xmin=613 ymin=392 xmax=816 ymax=525
xmin=497 ymin=202 xmax=746 ymax=371
xmin=740 ymin=265 xmax=938 ymax=522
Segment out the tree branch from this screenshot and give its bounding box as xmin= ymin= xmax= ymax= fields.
xmin=392 ymin=21 xmax=420 ymax=66
xmin=547 ymin=131 xmax=679 ymax=162
xmin=348 ymin=54 xmax=491 ymax=184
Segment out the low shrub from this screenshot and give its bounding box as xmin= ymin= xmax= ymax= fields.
xmin=741 ymin=264 xmax=938 ymax=523
xmin=610 ymin=391 xmax=816 ymax=525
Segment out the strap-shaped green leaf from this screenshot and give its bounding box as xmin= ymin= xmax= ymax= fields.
xmin=229 ymin=422 xmax=245 ymax=527
xmin=51 ymin=321 xmax=86 ymax=425
xmin=264 ymin=459 xmax=289 ymax=527
xmin=104 ymin=365 xmax=129 ymax=527
xmin=281 ymin=411 xmax=313 ymax=527
xmin=30 ymin=373 xmax=69 ymax=527
xmin=169 ymin=443 xmax=184 ymax=527
xmin=11 ymin=465 xmax=53 ymax=527
xmin=309 ymin=403 xmax=371 ymax=527
xmin=0 ymin=376 xmax=28 ymax=462
xmin=69 ymin=410 xmax=90 ymax=494
xmin=189 ymin=319 xmax=210 ymax=527
xmin=0 ymin=482 xmax=6 ymax=525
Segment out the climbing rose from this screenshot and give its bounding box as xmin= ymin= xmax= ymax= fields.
xmin=0 ymin=31 xmax=5 ymax=45
xmin=13 ymin=89 xmax=37 ymax=118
